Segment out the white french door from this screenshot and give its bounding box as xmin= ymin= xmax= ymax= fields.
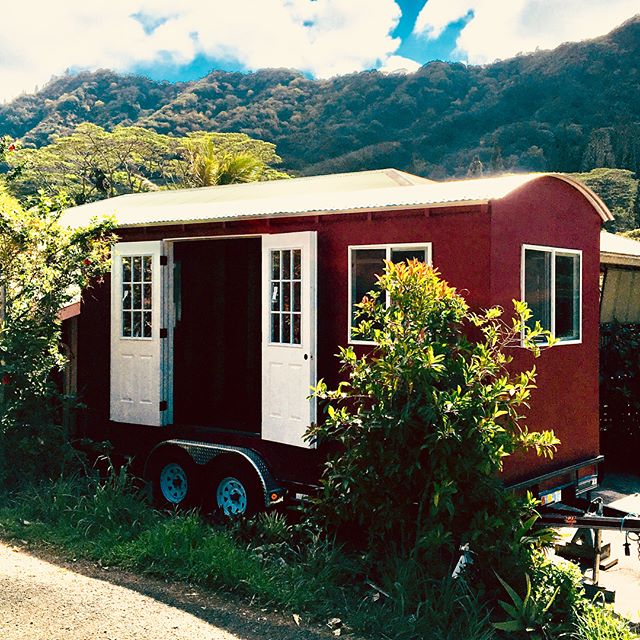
xmin=110 ymin=241 xmax=171 ymax=426
xmin=261 ymin=232 xmax=317 ymax=448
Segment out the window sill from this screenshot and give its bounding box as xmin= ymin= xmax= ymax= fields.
xmin=348 ymin=339 xmax=376 ymax=346
xmin=521 ymin=338 xmax=582 ymax=348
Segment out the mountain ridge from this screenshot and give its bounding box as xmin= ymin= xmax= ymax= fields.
xmin=1 ymin=14 xmax=639 ymax=178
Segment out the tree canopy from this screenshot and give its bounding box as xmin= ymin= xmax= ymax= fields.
xmin=3 ymin=124 xmax=289 ymax=204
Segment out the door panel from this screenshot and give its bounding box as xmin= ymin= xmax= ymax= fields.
xmin=110 ymin=241 xmax=168 ymax=426
xmin=262 ymin=232 xmax=317 ymax=448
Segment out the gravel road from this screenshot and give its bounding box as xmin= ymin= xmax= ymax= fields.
xmin=0 ymin=541 xmax=336 ymax=640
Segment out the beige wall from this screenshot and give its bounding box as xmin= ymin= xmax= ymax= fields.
xmin=601 ymin=267 xmax=640 ymax=323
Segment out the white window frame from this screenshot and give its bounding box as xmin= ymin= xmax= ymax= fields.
xmin=348 ymin=242 xmax=432 ymax=345
xmin=120 ymin=253 xmax=155 ymax=341
xmin=521 ymin=244 xmax=582 ymax=346
xmin=267 ymin=247 xmax=303 ymax=347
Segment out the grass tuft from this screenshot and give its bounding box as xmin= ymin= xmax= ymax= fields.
xmin=1 ymin=471 xmax=637 ymax=640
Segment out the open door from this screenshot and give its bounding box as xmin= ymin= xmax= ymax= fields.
xmin=110 ymin=241 xmax=171 ymax=426
xmin=262 ymin=232 xmax=317 ymax=448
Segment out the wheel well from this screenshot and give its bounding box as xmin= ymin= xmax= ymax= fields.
xmin=206 ymin=453 xmax=258 ymax=480
xmin=144 ymin=444 xmax=194 ymax=481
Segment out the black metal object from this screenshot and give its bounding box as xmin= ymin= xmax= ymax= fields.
xmin=506 ymin=455 xmax=604 ymax=493
xmin=539 ymin=498 xmax=640 ymax=533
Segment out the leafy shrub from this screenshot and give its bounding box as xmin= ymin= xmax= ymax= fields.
xmin=308 ymin=260 xmax=558 ymax=580
xmin=528 ymin=553 xmax=585 ymax=628
xmin=0 ymin=188 xmax=114 ymax=486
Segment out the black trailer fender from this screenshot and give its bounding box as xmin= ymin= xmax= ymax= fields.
xmin=144 ymin=439 xmax=284 ymax=508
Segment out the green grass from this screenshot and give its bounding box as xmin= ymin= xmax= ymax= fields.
xmin=574 ymin=600 xmax=639 ymax=640
xmin=0 ymin=471 xmax=636 ymax=640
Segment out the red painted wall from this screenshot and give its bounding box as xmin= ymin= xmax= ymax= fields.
xmin=75 ymin=178 xmax=602 ymax=485
xmin=489 ymin=177 xmax=601 ymax=484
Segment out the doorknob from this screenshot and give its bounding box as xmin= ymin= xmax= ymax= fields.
xmin=304 ymin=353 xmax=309 ymax=360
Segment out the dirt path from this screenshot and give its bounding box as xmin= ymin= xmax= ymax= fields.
xmin=0 ymin=541 xmax=338 ymax=640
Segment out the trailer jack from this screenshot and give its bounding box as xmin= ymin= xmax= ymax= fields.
xmin=539 ymin=496 xmax=640 ymax=599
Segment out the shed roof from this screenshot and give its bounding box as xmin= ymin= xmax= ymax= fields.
xmin=601 ymin=231 xmax=640 ymax=267
xmin=61 ymin=170 xmax=613 ymax=229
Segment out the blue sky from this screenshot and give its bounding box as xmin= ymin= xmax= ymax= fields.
xmin=130 ymin=0 xmax=474 ymax=83
xmin=1 ymin=1 xmax=638 ymax=101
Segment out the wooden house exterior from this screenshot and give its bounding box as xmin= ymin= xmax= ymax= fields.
xmin=61 ymin=170 xmax=611 ymax=514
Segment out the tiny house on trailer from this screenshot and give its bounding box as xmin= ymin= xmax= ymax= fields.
xmin=62 ymin=169 xmax=612 ymax=515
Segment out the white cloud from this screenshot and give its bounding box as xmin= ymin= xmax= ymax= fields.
xmin=379 ymin=55 xmax=421 ymax=74
xmin=414 ymin=0 xmax=639 ymax=64
xmin=0 ymin=0 xmax=403 ymax=102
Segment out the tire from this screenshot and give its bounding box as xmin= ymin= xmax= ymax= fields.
xmin=149 ymin=449 xmax=199 ymax=509
xmin=207 ymin=458 xmax=263 ymax=517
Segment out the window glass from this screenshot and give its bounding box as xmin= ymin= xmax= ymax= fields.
xmin=555 ymin=253 xmax=580 ymax=340
xmin=269 ymin=249 xmax=301 ymax=345
xmin=523 ymin=247 xmax=580 ymax=343
xmin=350 ymin=245 xmax=430 ymax=341
xmin=351 ymin=249 xmax=386 ymax=331
xmin=390 ymin=248 xmax=427 ymax=263
xmin=524 ymin=249 xmax=552 ymax=332
xmin=122 ymin=254 xmax=152 ymax=338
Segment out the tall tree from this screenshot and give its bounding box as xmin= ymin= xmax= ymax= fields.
xmin=169 ymin=133 xmax=289 ymax=188
xmin=3 ymin=125 xmax=289 ymax=205
xmin=581 ymin=128 xmax=616 ymax=171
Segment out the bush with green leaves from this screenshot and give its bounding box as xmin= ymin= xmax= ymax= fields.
xmin=0 ymin=187 xmax=114 ymax=485
xmin=307 ymin=260 xmax=559 ymax=578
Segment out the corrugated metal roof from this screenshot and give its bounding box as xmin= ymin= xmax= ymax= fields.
xmin=601 ymin=231 xmax=640 ymax=267
xmin=61 ymin=170 xmax=612 ymax=229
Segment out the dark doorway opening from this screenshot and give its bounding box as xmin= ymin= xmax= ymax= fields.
xmin=173 ymin=238 xmax=261 ymax=432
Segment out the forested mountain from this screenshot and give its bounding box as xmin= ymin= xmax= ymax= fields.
xmin=1 ymin=15 xmax=639 ymax=179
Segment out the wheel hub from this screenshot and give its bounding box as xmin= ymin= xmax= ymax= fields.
xmin=159 ymin=463 xmax=188 ymax=504
xmin=217 ymin=477 xmax=248 ymax=516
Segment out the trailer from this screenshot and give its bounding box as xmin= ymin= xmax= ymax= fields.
xmin=61 ymin=169 xmax=612 ymax=515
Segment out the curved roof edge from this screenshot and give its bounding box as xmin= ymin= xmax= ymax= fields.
xmin=60 ymin=170 xmax=615 ymax=229
xmin=542 ymin=174 xmax=614 ymax=223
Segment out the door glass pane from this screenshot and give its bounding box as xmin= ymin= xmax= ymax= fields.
xmin=122 ymin=257 xmax=132 ymax=281
xmin=283 ymin=281 xmax=291 ymax=312
xmin=132 ymin=311 xmax=142 ymax=338
xmin=271 ymin=251 xmax=280 ymax=279
xmin=524 ymin=249 xmax=552 ymax=333
xmin=143 ymin=256 xmax=152 ymax=281
xmin=269 ymin=248 xmax=302 ymax=345
xmin=351 ymin=249 xmax=386 ymax=334
xmin=293 ymin=281 xmax=301 ymax=313
xmin=133 ymin=283 xmax=142 ymax=309
xmin=282 ymin=313 xmax=292 ymax=344
xmin=271 ymin=313 xmax=280 ymax=342
xmin=293 ymin=250 xmax=301 ymax=279
xmin=122 ymin=311 xmax=131 ymax=336
xmin=555 ymin=253 xmax=580 ymax=340
xmin=143 ymin=312 xmax=153 ymax=338
xmin=282 ymin=250 xmax=291 ymax=279
xmin=143 ymin=284 xmax=152 ymax=309
xmin=122 ymin=254 xmax=152 ymax=338
xmin=132 ymin=256 xmax=142 ymax=282
xmin=293 ymin=314 xmax=301 ymax=344
xmin=390 ymin=248 xmax=427 ymax=264
xmin=123 ymin=284 xmax=132 ymax=309
xmin=271 ymin=283 xmax=279 ymax=311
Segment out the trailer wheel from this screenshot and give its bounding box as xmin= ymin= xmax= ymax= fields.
xmin=149 ymin=449 xmax=199 ymax=509
xmin=208 ymin=460 xmax=263 ymax=517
